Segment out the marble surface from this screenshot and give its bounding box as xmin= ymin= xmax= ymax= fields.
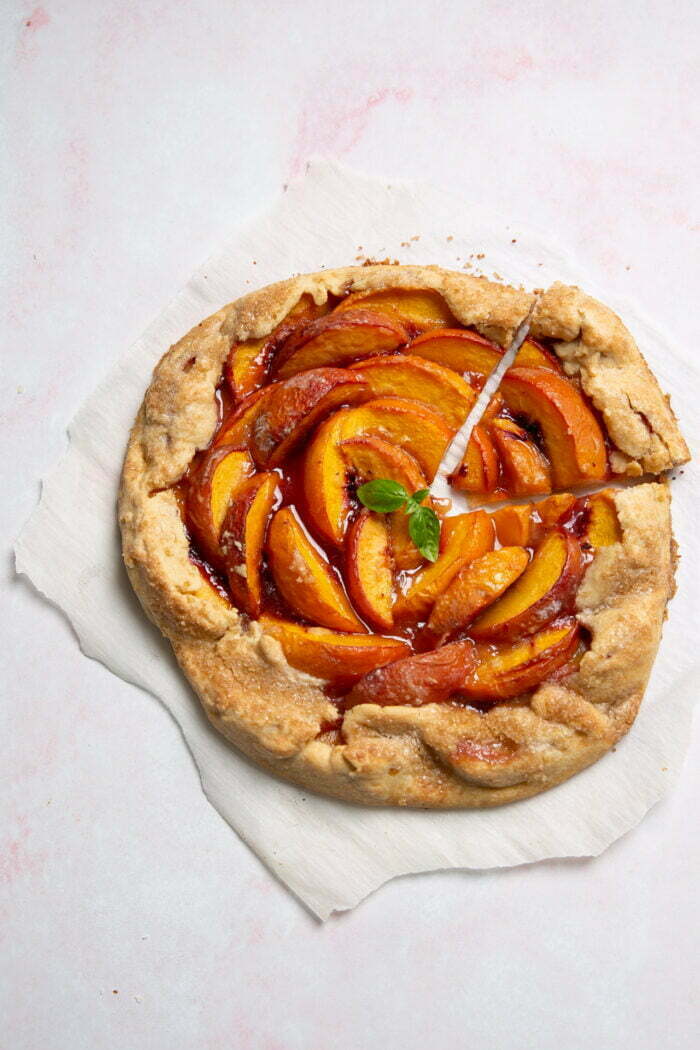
xmin=3 ymin=2 xmax=699 ymax=1047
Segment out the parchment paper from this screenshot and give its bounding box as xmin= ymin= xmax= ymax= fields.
xmin=15 ymin=160 xmax=700 ymax=920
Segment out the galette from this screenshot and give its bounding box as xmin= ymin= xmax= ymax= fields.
xmin=119 ymin=265 xmax=689 ymax=807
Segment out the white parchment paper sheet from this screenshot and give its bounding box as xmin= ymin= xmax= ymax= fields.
xmin=15 ymin=160 xmax=700 ymax=919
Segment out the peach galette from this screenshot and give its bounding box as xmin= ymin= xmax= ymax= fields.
xmin=119 ymin=265 xmax=689 ymax=807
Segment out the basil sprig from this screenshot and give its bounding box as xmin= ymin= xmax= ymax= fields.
xmin=356 ymin=480 xmax=441 ymax=562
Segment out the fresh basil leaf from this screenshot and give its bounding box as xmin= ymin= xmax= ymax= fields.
xmin=408 ymin=506 xmax=441 ymax=562
xmin=356 ymin=479 xmax=408 ymax=513
xmin=404 ymin=488 xmax=430 ymax=516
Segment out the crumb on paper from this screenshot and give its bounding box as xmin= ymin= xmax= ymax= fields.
xmin=511 ymin=238 xmax=517 ymax=243
xmin=476 ymin=253 xmax=485 ymax=260
xmin=446 ymin=235 xmax=453 ymax=242
xmin=410 ymin=235 xmax=420 ymax=242
xmin=492 ymin=272 xmax=503 ymax=280
xmin=112 ymin=990 xmax=118 ymax=995
xmin=400 ymin=241 xmax=410 ymax=248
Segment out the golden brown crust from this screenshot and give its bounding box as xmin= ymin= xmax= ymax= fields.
xmin=119 ymin=265 xmax=681 ymax=807
xmin=531 ymin=283 xmax=690 ymax=476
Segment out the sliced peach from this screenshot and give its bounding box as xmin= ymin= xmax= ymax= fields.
xmin=340 ymin=435 xmax=426 ymax=492
xmin=394 ymin=511 xmax=495 ymax=623
xmin=340 ymin=435 xmax=430 ymax=571
xmin=349 ymin=354 xmax=476 ymax=429
xmin=303 ymin=413 xmax=350 ymax=546
xmin=185 ymin=446 xmax=255 ymax=563
xmin=340 ymin=397 xmax=453 ymax=480
xmin=226 ymin=293 xmax=329 ymax=401
xmin=585 ymin=490 xmax=621 ymax=547
xmin=267 ymin=292 xmax=330 ymax=355
xmin=489 ymin=417 xmax=552 ymax=496
xmin=535 ymin=493 xmax=577 ymax=527
xmin=260 ymin=615 xmax=409 ymax=681
xmin=407 ymin=328 xmax=503 ymax=383
xmin=480 ymin=391 xmax=505 ymax=424
xmin=250 ymin=367 xmax=367 ymax=467
xmin=500 ymin=367 xmax=608 ymax=487
xmin=449 ymin=424 xmax=500 ymax=493
xmin=273 ymin=309 xmax=408 ymax=378
xmin=514 ymin=337 xmax=562 ymax=372
xmin=225 ymin=339 xmax=268 ymax=403
xmin=219 ymin=473 xmax=279 ymax=617
xmin=425 ymin=547 xmax=530 ymax=640
xmin=491 ymin=504 xmax=533 ymax=547
xmin=334 ymin=288 xmax=456 ymax=331
xmin=266 ymin=507 xmax=364 ymax=633
xmin=343 ymin=640 xmax=476 ymax=709
xmin=344 ymin=510 xmax=395 ymax=632
xmin=302 ymin=399 xmax=449 ymax=549
xmin=460 ymin=619 xmax=581 ymax=700
xmin=215 ymin=385 xmax=277 ymax=449
xmin=470 ymin=531 xmax=583 ymax=640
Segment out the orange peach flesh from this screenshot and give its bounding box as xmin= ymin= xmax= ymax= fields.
xmin=489 ymin=418 xmax=552 ymax=496
xmin=302 ymin=413 xmax=350 ymax=547
xmin=274 ymin=309 xmax=409 ymax=378
xmin=586 ymin=491 xmax=621 ymax=546
xmin=260 ymin=615 xmax=409 ymax=681
xmin=226 ymin=338 xmax=267 ymax=402
xmin=513 ymin=338 xmax=562 ymax=372
xmin=460 ymin=619 xmax=581 ymax=700
xmin=340 ymin=398 xmax=453 ymax=480
xmin=225 ymin=293 xmax=329 ymax=401
xmin=450 ymin=425 xmax=500 ymax=494
xmin=340 ymin=435 xmax=429 ymax=572
xmin=407 ymin=329 xmax=503 ymax=380
xmin=470 ymin=531 xmax=582 ymax=640
xmin=215 ymin=385 xmax=277 ymax=448
xmin=219 ymin=473 xmax=279 ymax=617
xmin=334 ymin=288 xmax=457 ymax=330
xmin=426 ymin=547 xmax=530 ymax=638
xmin=186 ymin=447 xmax=255 ymax=562
xmin=536 ymin=493 xmax=577 ymax=527
xmin=267 ymin=507 xmax=365 ymax=633
xmin=500 ymin=366 xmax=608 ymax=488
xmin=394 ymin=511 xmax=495 ymax=624
xmin=250 ymin=368 xmax=368 ymax=467
xmin=349 ymin=354 xmax=476 ymax=429
xmin=491 ymin=504 xmax=533 ymax=547
xmin=345 ymin=510 xmax=395 ymax=633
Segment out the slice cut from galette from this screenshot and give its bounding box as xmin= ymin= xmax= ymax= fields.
xmin=450 ymin=282 xmax=689 ymax=499
xmin=119 ymin=264 xmax=688 ymax=807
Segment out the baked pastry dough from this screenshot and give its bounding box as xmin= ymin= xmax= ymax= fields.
xmin=119 ymin=265 xmax=688 ymax=807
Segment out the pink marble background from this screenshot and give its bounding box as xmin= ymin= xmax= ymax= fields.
xmin=3 ymin=2 xmax=699 ymax=1048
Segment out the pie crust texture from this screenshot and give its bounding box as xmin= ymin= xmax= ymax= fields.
xmin=119 ymin=265 xmax=688 ymax=808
